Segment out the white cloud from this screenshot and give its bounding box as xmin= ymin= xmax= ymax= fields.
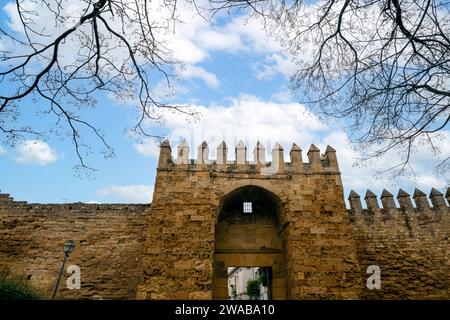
xmin=134 ymin=94 xmax=450 ymax=204
xmin=133 ymin=138 xmax=160 ymax=158
xmin=170 ymin=37 xmax=208 ymax=64
xmin=225 ymin=16 xmax=282 ymax=54
xmin=134 ymin=94 xmax=326 ymax=160
xmin=317 ymin=131 xmax=450 ymax=205
xmin=254 ymin=53 xmax=297 ymax=80
xmin=97 ymin=185 xmax=154 ymax=203
xmin=179 ymin=65 xmax=220 ymax=88
xmin=165 ymin=7 xmax=281 ymax=65
xmin=3 ymin=1 xmax=93 ymax=63
xmin=271 ymin=86 xmax=294 ymax=102
xmin=131 ymin=94 xmax=341 ymax=198
xmin=2 ymin=0 xmax=286 ymax=100
xmin=14 ymin=140 xmax=58 ymax=166
xmin=197 ymin=29 xmax=242 ymax=52
xmin=4 ymin=1 xmax=449 ymax=202
xmin=0 ymin=146 xmax=6 ymax=155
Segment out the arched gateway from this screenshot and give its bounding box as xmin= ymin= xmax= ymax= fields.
xmin=2 ymin=139 xmax=448 ymax=299
xmin=213 ymin=185 xmax=287 ymax=299
xmin=136 ymin=140 xmax=362 ymax=299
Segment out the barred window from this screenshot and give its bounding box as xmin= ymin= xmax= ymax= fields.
xmin=243 ymin=202 xmax=252 ymax=213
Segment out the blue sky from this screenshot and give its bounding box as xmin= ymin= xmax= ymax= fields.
xmin=0 ymin=0 xmax=449 ymax=205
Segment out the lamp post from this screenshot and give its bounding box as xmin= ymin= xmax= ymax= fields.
xmin=51 ymin=240 xmax=75 ymax=300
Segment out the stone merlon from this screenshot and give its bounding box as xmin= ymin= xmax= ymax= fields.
xmin=348 ymin=187 xmax=449 ymax=225
xmin=157 ymin=139 xmax=340 ymax=173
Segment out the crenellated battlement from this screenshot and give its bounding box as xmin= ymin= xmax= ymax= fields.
xmin=347 ymin=187 xmax=450 ymax=299
xmin=348 ymin=188 xmax=450 ymax=212
xmin=0 ymin=193 xmax=29 ymax=205
xmin=158 ymin=139 xmax=340 ymax=174
xmin=0 ymin=193 xmax=15 ymax=203
xmin=347 ymin=187 xmax=450 ymax=230
xmin=1 ymin=141 xmax=450 ymax=299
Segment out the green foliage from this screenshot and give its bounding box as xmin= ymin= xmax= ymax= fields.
xmin=245 ymin=279 xmax=261 ymax=299
xmin=259 ymin=270 xmax=268 ymax=287
xmin=0 ymin=274 xmax=42 ymax=300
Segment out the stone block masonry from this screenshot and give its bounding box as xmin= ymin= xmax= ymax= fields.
xmin=0 ymin=198 xmax=149 ymax=299
xmin=0 ymin=139 xmax=449 ymax=299
xmin=348 ymin=188 xmax=450 ymax=299
xmin=137 ymin=140 xmax=362 ymax=299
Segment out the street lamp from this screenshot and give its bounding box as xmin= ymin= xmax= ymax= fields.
xmin=51 ymin=240 xmax=75 ymax=300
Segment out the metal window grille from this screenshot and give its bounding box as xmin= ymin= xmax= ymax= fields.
xmin=243 ymin=202 xmax=252 ymax=213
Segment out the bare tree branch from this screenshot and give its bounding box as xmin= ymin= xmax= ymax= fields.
xmin=208 ymin=0 xmax=450 ymax=176
xmin=0 ymin=0 xmax=197 ymax=170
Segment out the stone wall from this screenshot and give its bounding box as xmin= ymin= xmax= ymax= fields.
xmin=348 ymin=188 xmax=450 ymax=299
xmin=1 ymin=139 xmax=449 ymax=300
xmin=136 ymin=140 xmax=362 ymax=299
xmin=0 ymin=194 xmax=149 ymax=299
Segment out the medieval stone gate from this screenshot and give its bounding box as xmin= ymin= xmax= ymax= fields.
xmin=1 ymin=139 xmax=449 ymax=299
xmin=136 ymin=140 xmax=362 ymax=299
xmin=214 ymin=185 xmax=287 ymax=299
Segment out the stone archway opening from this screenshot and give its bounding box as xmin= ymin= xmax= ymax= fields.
xmin=213 ymin=185 xmax=287 ymax=299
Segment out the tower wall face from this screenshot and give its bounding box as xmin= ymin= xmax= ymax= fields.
xmin=136 ymin=141 xmax=362 ymax=299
